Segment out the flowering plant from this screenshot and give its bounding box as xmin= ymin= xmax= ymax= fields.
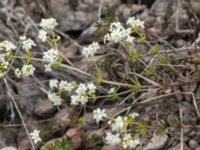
xmin=1 ymin=5 xmax=158 ymax=149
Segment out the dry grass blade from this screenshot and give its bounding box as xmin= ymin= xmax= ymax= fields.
xmin=3 ymin=78 xmax=36 ymax=150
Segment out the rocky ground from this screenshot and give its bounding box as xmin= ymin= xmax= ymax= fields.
xmin=0 ymin=0 xmax=200 ymax=150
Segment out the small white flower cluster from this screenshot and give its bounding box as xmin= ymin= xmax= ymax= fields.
xmin=42 ymin=48 xmax=60 ymax=72
xmin=49 ymin=79 xmax=75 ymax=92
xmin=105 ymin=132 xmax=121 ymax=145
xmin=39 ymin=18 xmax=58 ymax=31
xmin=0 ymin=18 xmax=60 ymax=78
xmin=15 ymin=68 xmax=21 ymax=78
xmin=126 ymin=17 xmax=144 ymax=29
xmin=71 ymin=82 xmax=97 ymax=105
xmin=10 ymin=36 xmax=37 ymax=77
xmin=71 ymin=94 xmax=88 ymax=106
xmin=38 ymin=30 xmax=48 ymax=42
xmin=0 ymin=39 xmax=35 ymax=78
xmin=22 ymin=64 xmax=35 ymax=76
xmin=104 ymin=17 xmax=144 ymax=44
xmin=47 ymin=80 xmax=97 ymax=106
xmin=104 ymin=22 xmax=130 ymax=43
xmin=110 ymin=116 xmax=124 ymax=132
xmin=92 ymin=107 xmax=140 ymax=149
xmin=0 ymin=40 xmax=16 ymax=52
xmin=122 ymin=133 xmax=140 ymax=149
xmin=93 ymin=108 xmax=107 ymax=124
xmin=30 ymin=129 xmax=42 ymax=144
xmin=48 ymin=92 xmax=62 ymax=106
xmin=82 ymin=42 xmax=100 ymax=58
xmin=15 ymin=64 xmax=36 ymax=77
xmin=38 ymin=18 xmax=58 ymax=42
xmin=20 ymin=36 xmax=36 ymax=51
xmin=0 ymin=40 xmax=16 ymax=77
xmin=48 ymin=79 xmax=76 ymax=106
xmin=104 ymin=113 xmax=140 ymax=149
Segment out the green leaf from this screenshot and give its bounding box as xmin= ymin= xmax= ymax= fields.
xmin=185 ymin=8 xmax=193 ymax=18
xmin=95 ymin=21 xmax=104 ymax=29
xmin=92 ymin=67 xmax=103 ymax=85
xmin=143 ymin=65 xmax=156 ymax=76
xmin=172 ymin=116 xmax=181 ymax=128
xmin=137 ymin=34 xmax=146 ymax=43
xmin=104 ymin=4 xmax=116 ymax=23
xmin=124 ymin=116 xmax=134 ymax=127
xmin=156 ymin=121 xmax=167 ymax=135
xmin=88 ymin=93 xmax=97 ymax=102
xmin=7 ymin=51 xmax=13 ymax=60
xmin=51 ymin=57 xmax=63 ymax=68
xmin=129 ymin=74 xmax=141 ymax=92
xmin=45 ymin=138 xmax=72 ymax=150
xmin=160 ymin=54 xmax=169 ymax=64
xmin=110 ymin=91 xmax=118 ymax=100
xmin=76 ymin=116 xmax=84 ymax=125
xmin=50 ymin=36 xmax=60 ymax=43
xmin=150 ymin=44 xmax=160 ymax=55
xmin=134 ymin=120 xmax=148 ymax=138
xmin=131 ymin=50 xmax=140 ymax=61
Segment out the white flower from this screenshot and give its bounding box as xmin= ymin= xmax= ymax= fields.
xmin=39 ymin=18 xmax=58 ymax=31
xmin=48 ymin=92 xmax=62 ymax=106
xmin=79 ymin=95 xmax=88 ymax=105
xmin=104 ymin=20 xmax=142 ymax=44
xmin=70 ymin=82 xmax=96 ymax=106
xmin=0 ymin=54 xmax=5 ymax=62
xmin=70 ymin=95 xmax=80 ymax=106
xmin=21 ymin=38 xmax=36 ymax=51
xmin=108 ymin=87 xmax=116 ymax=94
xmin=20 ymin=35 xmax=27 ymax=41
xmin=109 ymin=22 xmax=124 ymax=32
xmin=43 ymin=48 xmax=59 ymax=64
xmin=129 ymin=112 xmax=139 ymax=118
xmin=87 ymin=82 xmax=97 ymax=94
xmin=70 ymin=94 xmax=88 ymax=106
xmin=0 ymin=41 xmax=16 ymax=51
xmin=93 ymin=108 xmax=107 ymax=123
xmin=105 ymin=132 xmax=121 ymax=145
xmin=44 ymin=64 xmax=52 ymax=72
xmin=126 ymin=17 xmax=144 ymax=28
xmin=104 ymin=30 xmax=127 ymax=43
xmin=104 ymin=22 xmax=128 ymax=43
xmin=122 ymin=134 xmax=139 ymax=149
xmin=30 ymin=129 xmax=41 ymax=144
xmin=126 ymin=27 xmax=132 ymax=35
xmin=43 ymin=48 xmax=61 ymax=71
xmin=82 ymin=42 xmax=100 ymax=57
xmin=110 ymin=116 xmax=124 ymax=132
xmin=38 ymin=30 xmax=48 ymax=42
xmin=15 ymin=68 xmax=22 ymax=78
xmin=104 ymin=34 xmax=111 ymax=43
xmin=49 ymin=79 xmax=59 ymax=89
xmin=126 ymin=35 xmax=135 ymax=44
xmin=59 ymin=80 xmax=74 ymax=92
xmin=75 ymin=83 xmax=87 ymax=95
xmin=22 ymin=64 xmax=35 ymax=76
xmin=55 ymin=35 xmax=61 ymax=40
